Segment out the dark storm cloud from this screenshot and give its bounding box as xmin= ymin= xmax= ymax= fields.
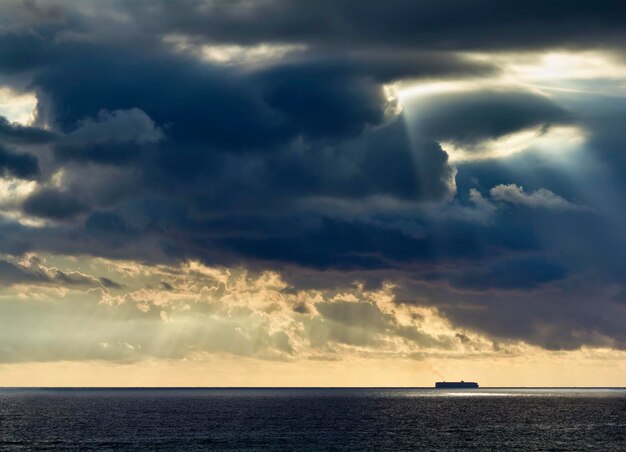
xmin=27 ymin=44 xmax=370 ymax=155
xmin=215 ymin=215 xmax=539 ymax=271
xmin=53 ymin=108 xmax=163 ymax=165
xmin=0 ymin=145 xmax=38 ymax=179
xmin=0 ymin=116 xmax=57 ymax=145
xmin=0 ymin=0 xmax=625 ymax=354
xmin=84 ymin=211 xmax=135 ymax=235
xmin=405 ymin=90 xmax=573 ymax=146
xmin=252 ymin=54 xmax=447 ymax=141
xmin=227 ymin=120 xmax=456 ymax=205
xmin=54 ymin=141 xmax=144 ymax=165
xmin=443 ymin=256 xmax=568 ymax=291
xmin=22 ymin=41 xmax=496 ymax=151
xmin=128 ymin=0 xmax=626 ymax=51
xmin=0 ymin=29 xmax=462 ymax=221
xmin=31 ymin=47 xmax=290 ymax=151
xmin=0 ymin=31 xmax=52 ymax=74
xmin=434 ymin=280 xmax=626 ymax=350
xmin=461 ymin=303 xmax=624 ymax=351
xmin=22 ymin=188 xmax=88 ymax=220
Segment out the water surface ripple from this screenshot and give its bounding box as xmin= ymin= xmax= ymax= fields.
xmin=0 ymin=388 xmax=624 ymax=451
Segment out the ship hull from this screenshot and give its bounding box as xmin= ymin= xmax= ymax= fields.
xmin=435 ymin=382 xmax=479 ymax=389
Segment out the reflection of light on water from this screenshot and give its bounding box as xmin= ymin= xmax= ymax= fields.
xmin=445 ymin=392 xmax=520 ymax=397
xmin=395 ymin=388 xmax=626 ymax=398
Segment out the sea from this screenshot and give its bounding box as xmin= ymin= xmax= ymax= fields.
xmin=0 ymin=388 xmax=624 ymax=451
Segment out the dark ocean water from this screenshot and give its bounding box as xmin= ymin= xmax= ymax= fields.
xmin=0 ymin=388 xmax=624 ymax=451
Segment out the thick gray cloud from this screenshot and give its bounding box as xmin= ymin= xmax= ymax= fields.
xmin=404 ymin=90 xmax=573 ymax=146
xmin=120 ymin=0 xmax=626 ymax=51
xmin=0 ymin=116 xmax=57 ymax=145
xmin=490 ymin=184 xmax=586 ymax=211
xmin=437 ymin=283 xmax=626 ymax=351
xmin=0 ymin=0 xmax=624 ymax=355
xmin=0 ymin=144 xmax=38 ymax=179
xmin=443 ymin=256 xmax=568 ymax=291
xmin=22 ymin=188 xmax=89 ymax=220
xmin=54 ymin=108 xmax=163 ymax=165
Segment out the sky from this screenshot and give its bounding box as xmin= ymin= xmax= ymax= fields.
xmin=0 ymin=0 xmax=625 ymax=386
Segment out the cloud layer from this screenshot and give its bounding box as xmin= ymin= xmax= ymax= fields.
xmin=0 ymin=0 xmax=625 ymax=375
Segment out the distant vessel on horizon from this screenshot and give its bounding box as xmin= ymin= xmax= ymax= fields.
xmin=435 ymin=381 xmax=479 ymax=389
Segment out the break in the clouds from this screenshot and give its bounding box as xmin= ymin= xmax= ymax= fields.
xmin=0 ymin=0 xmax=625 ymax=385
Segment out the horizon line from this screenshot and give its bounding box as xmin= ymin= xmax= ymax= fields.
xmin=1 ymin=386 xmax=624 ymax=390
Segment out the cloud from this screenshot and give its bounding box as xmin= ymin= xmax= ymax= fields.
xmin=404 ymin=89 xmax=572 ymax=147
xmin=0 ymin=256 xmax=490 ymax=363
xmin=490 ymin=184 xmax=586 ymax=211
xmin=435 ymin=279 xmax=626 ymax=351
xmin=0 ymin=255 xmax=109 ymax=288
xmin=84 ymin=211 xmax=135 ymax=235
xmin=215 ymin=216 xmax=495 ymax=270
xmin=0 ymin=0 xmax=624 ymax=361
xmin=22 ymin=188 xmax=89 ymax=220
xmin=0 ymin=255 xmax=618 ymax=364
xmin=0 ymin=145 xmax=38 ymax=179
xmin=54 ymin=108 xmax=163 ymax=165
xmin=64 ymin=108 xmax=164 ymax=146
xmin=119 ymin=0 xmax=626 ymax=51
xmin=0 ymin=31 xmax=52 ymax=74
xmin=0 ymin=116 xmax=57 ymax=145
xmin=444 ymin=256 xmax=567 ymax=291
xmin=99 ymin=276 xmax=123 ymax=289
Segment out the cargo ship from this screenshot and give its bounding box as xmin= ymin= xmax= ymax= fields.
xmin=435 ymin=381 xmax=479 ymax=389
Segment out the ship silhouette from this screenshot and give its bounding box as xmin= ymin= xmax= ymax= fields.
xmin=435 ymin=380 xmax=479 ymax=388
